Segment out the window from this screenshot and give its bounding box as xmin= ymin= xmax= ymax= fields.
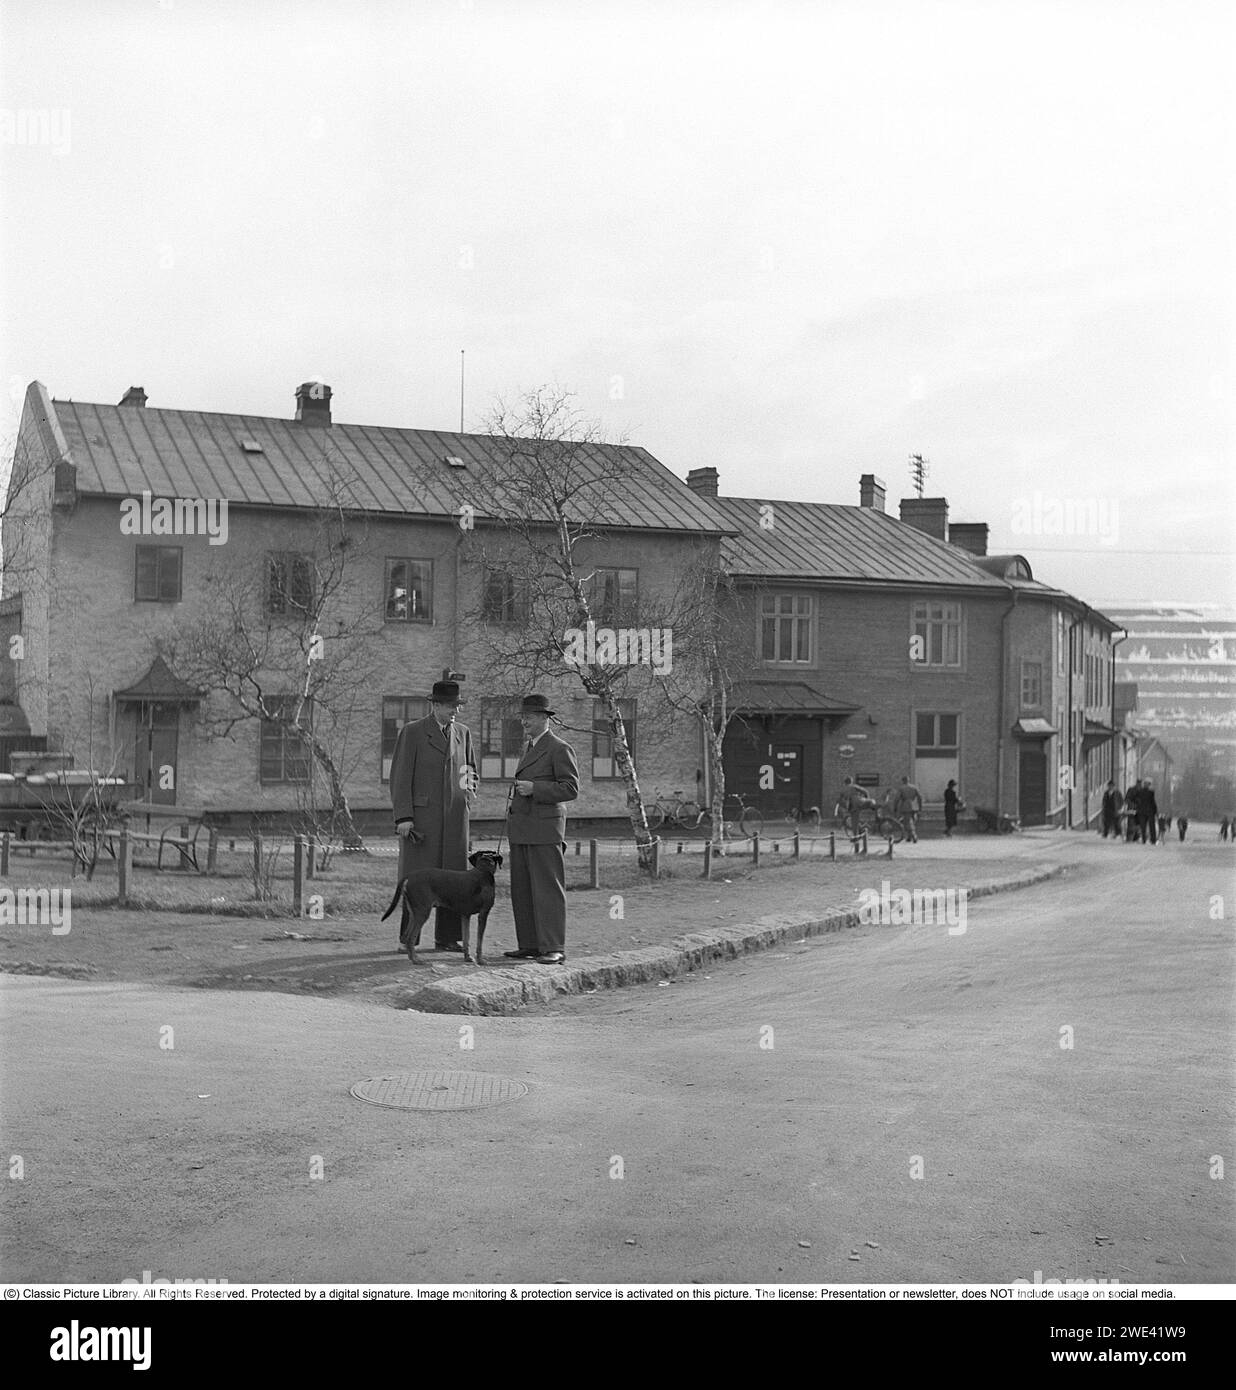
xmin=1057 ymin=613 xmax=1066 ymax=675
xmin=268 ymin=553 xmax=315 ymax=617
xmin=914 ymin=712 xmax=959 ymax=757
xmin=479 ymin=700 xmax=525 ymax=779
xmin=380 ymin=696 xmax=430 ymax=782
xmin=384 ymin=558 xmax=433 ymax=623
xmin=1021 ymin=661 xmax=1043 ymax=709
xmin=260 ymin=696 xmax=313 ymax=784
xmin=911 ymin=601 xmax=962 ymax=667
xmin=135 ymin=545 xmax=182 ymax=602
xmin=593 ymin=698 xmax=636 ymax=780
xmin=760 ymin=593 xmax=813 ymax=663
xmin=587 ymin=567 xmax=638 ymax=626
xmin=482 ymin=567 xmax=530 ymax=624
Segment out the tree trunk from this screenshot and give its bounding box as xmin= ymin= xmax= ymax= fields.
xmin=598 ymin=690 xmax=655 ymax=871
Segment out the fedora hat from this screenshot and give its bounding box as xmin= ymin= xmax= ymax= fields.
xmin=520 ymin=693 xmax=555 ymax=718
xmin=430 ymin=680 xmax=464 ymax=705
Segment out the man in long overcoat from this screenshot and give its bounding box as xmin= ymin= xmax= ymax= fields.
xmin=503 ymin=693 xmax=579 ymax=965
xmin=389 ymin=680 xmax=478 ymax=950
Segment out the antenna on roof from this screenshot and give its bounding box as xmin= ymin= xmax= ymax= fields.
xmin=460 ymin=350 xmax=465 ymax=434
xmin=908 ymin=452 xmax=930 ymax=497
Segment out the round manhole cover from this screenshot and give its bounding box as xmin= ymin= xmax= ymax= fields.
xmin=349 ymin=1071 xmax=528 ymax=1111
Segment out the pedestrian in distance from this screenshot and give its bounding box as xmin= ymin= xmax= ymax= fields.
xmin=943 ymin=779 xmax=965 ymax=837
xmin=1136 ymin=780 xmax=1159 ymax=844
xmin=1100 ymin=780 xmax=1123 ymax=838
xmin=1221 ymin=816 xmax=1231 ymax=843
xmin=1124 ymin=782 xmax=1141 ymax=842
xmin=503 ymin=694 xmax=580 ymax=966
xmin=389 ymin=680 xmax=478 ymax=952
xmin=835 ymin=776 xmax=874 ymax=840
xmin=1157 ymin=813 xmax=1171 ymax=842
xmin=1176 ymin=814 xmax=1189 ymax=842
xmin=894 ymin=775 xmax=923 ymax=843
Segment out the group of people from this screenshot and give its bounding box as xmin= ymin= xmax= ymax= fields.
xmin=835 ymin=775 xmax=958 ymax=843
xmin=1100 ymin=779 xmax=1189 ymax=843
xmin=389 ymin=682 xmax=580 ymax=964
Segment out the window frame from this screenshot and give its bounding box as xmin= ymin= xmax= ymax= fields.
xmin=759 ymin=592 xmax=814 ymax=665
xmin=592 ymin=698 xmax=636 ymax=780
xmin=481 ymin=566 xmax=531 ymax=625
xmin=267 ymin=552 xmax=316 ymax=618
xmin=380 ymin=695 xmax=431 ymax=784
xmin=910 ymin=599 xmax=963 ymax=669
xmin=134 ymin=544 xmax=183 ymax=603
xmin=479 ymin=699 xmax=525 ymax=780
xmin=259 ymin=695 xmax=314 ymax=785
xmin=586 ymin=567 xmax=639 ymax=627
xmin=383 ymin=557 xmax=434 ymax=624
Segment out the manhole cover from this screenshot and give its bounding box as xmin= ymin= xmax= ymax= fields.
xmin=349 ymin=1071 xmax=528 ymax=1111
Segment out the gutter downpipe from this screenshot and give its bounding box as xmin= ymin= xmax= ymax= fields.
xmin=996 ymin=583 xmax=1020 ymax=821
xmin=1110 ymin=627 xmax=1127 ymax=791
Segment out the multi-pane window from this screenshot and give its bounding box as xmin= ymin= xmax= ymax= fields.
xmin=268 ymin=553 xmax=315 ymax=617
xmin=384 ymin=559 xmax=433 ymax=623
xmin=911 ymin=601 xmax=962 ymax=667
xmin=380 ymin=696 xmax=430 ymax=782
xmin=482 ymin=567 xmax=530 ymax=624
xmin=760 ymin=594 xmax=813 ymax=663
xmin=135 ymin=545 xmax=182 ymax=602
xmin=593 ymin=698 xmax=636 ymax=779
xmin=914 ymin=712 xmax=959 ymax=757
xmin=479 ymin=700 xmax=525 ymax=779
xmin=587 ymin=567 xmax=638 ymax=626
xmin=259 ymin=696 xmax=313 ymax=784
xmin=1021 ymin=661 xmax=1043 ymax=709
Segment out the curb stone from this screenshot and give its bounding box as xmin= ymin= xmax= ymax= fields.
xmin=393 ymin=862 xmax=1071 ymax=1016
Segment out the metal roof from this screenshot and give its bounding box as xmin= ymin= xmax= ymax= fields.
xmin=47 ymin=396 xmax=734 ymax=535
xmin=731 ymin=680 xmax=860 ymax=716
xmin=714 ymin=497 xmax=1010 ymax=589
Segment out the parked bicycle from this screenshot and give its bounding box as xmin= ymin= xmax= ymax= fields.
xmin=649 ymin=790 xmax=764 ymax=837
xmin=833 ymin=802 xmax=906 ymax=845
xmin=783 ymin=805 xmax=823 ymax=831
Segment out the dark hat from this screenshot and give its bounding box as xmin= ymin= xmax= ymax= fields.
xmin=520 ymin=693 xmax=555 ymax=717
xmin=430 ymin=680 xmax=464 ymax=705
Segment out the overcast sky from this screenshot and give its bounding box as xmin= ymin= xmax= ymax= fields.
xmin=2 ymin=0 xmax=1232 ymax=609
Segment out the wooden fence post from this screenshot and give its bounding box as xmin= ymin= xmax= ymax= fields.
xmin=792 ymin=831 xmax=800 ymax=860
xmin=885 ymin=834 xmax=894 ymax=859
xmin=305 ymin=832 xmax=316 ymax=880
xmin=702 ymin=840 xmax=713 ymax=879
xmin=1 ymin=831 xmax=9 ymax=877
xmin=293 ymin=835 xmax=307 ymax=917
xmin=651 ymin=837 xmax=661 ymax=878
xmin=829 ymin=831 xmax=836 ymax=861
xmin=206 ymin=827 xmax=219 ymax=874
xmin=752 ymin=831 xmax=761 ymax=868
xmin=118 ymin=828 xmax=131 ymax=906
xmin=589 ymin=839 xmax=599 ymax=889
xmin=253 ymin=831 xmax=263 ymax=887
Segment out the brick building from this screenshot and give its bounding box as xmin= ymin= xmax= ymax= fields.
xmin=685 ymin=469 xmax=1121 ymax=828
xmin=1 ymin=381 xmax=730 ymax=831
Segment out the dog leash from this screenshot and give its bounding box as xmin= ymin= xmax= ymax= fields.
xmin=493 ymin=782 xmax=515 ymax=858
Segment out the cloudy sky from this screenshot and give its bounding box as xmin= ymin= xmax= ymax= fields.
xmin=2 ymin=0 xmax=1231 ymax=608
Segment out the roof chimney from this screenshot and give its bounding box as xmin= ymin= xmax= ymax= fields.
xmin=686 ymin=466 xmax=719 ymax=498
xmin=859 ymin=473 xmax=886 ymax=511
xmin=295 ymin=381 xmax=332 ymax=426
xmin=899 ymin=496 xmax=949 ymax=541
xmin=119 ymin=386 xmax=147 ymax=408
xmin=948 ymin=522 xmax=989 ymax=556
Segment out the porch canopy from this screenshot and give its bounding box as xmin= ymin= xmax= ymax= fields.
xmin=1082 ymin=718 xmax=1115 ymax=746
xmin=113 ymin=654 xmax=202 ymax=705
xmin=1012 ymin=717 xmax=1058 ymax=738
xmin=729 ymin=680 xmax=859 ymax=719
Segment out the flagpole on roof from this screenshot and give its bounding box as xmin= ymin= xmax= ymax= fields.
xmin=460 ymin=349 xmax=465 ymax=434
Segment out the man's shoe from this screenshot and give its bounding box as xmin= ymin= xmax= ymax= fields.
xmin=535 ymin=952 xmax=566 ymax=965
xmin=503 ymin=948 xmax=540 ymax=959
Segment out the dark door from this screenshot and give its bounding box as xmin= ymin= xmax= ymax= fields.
xmin=1018 ymin=746 xmax=1047 ymax=825
xmin=135 ymin=702 xmax=179 ymax=805
xmin=722 ymin=729 xmax=804 ymax=816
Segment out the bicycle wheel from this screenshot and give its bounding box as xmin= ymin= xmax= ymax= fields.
xmin=673 ymin=800 xmax=702 ymax=829
xmin=741 ymin=806 xmax=764 ymax=837
xmin=784 ymin=806 xmax=800 ymax=825
xmin=647 ymin=801 xmax=667 ymax=830
xmin=877 ymin=815 xmax=905 ymax=844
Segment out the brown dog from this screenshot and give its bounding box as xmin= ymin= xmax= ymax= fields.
xmin=380 ymin=850 xmax=503 ymax=966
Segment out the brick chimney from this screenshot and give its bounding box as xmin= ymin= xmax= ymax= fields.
xmin=949 ymin=522 xmax=989 ymax=556
xmin=899 ymin=496 xmax=949 ymax=541
xmin=295 ymin=381 xmax=332 ymax=426
xmin=686 ymin=466 xmax=719 ymax=498
xmin=859 ymin=473 xmax=886 ymax=511
xmin=119 ymin=386 xmax=147 ymax=407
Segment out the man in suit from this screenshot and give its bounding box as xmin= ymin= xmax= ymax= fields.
xmin=503 ymin=693 xmax=579 ymax=965
xmin=893 ymin=775 xmax=923 ymax=843
xmin=389 ymin=680 xmax=478 ymax=951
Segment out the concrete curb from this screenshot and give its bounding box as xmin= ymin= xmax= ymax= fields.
xmin=392 ymin=862 xmax=1071 ymax=1016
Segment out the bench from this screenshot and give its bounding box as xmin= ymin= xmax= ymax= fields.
xmin=109 ymin=804 xmax=211 ymax=870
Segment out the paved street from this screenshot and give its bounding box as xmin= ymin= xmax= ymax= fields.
xmin=1 ymin=836 xmax=1232 ymax=1285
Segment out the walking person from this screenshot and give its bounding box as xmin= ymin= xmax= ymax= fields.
xmin=1177 ymin=814 xmax=1189 ymax=842
xmin=1124 ymin=782 xmax=1141 ymax=842
xmin=835 ymin=776 xmax=873 ymax=841
xmin=943 ymin=779 xmax=964 ymax=837
xmin=1136 ymin=780 xmax=1159 ymax=844
xmin=894 ymin=775 xmax=923 ymax=843
xmin=1100 ymin=781 xmax=1123 ymax=838
xmin=389 ymin=680 xmax=478 ymax=952
xmin=1220 ymin=816 xmax=1230 ymax=843
xmin=503 ymin=694 xmax=579 ymax=966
